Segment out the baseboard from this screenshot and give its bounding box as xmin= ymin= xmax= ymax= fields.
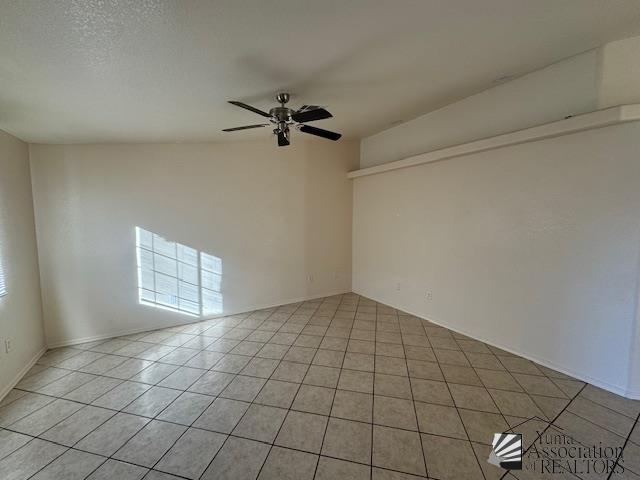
xmin=353 ymin=289 xmax=637 ymax=400
xmin=624 ymin=389 xmax=640 ymax=400
xmin=0 ymin=346 xmax=47 ymax=403
xmin=46 ymin=289 xmax=352 ymax=349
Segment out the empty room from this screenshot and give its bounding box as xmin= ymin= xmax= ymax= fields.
xmin=1 ymin=1 xmax=640 ymax=479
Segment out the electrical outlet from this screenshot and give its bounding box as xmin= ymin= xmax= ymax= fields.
xmin=396 ymin=282 xmax=402 ymax=291
xmin=307 ymin=274 xmax=314 ymax=283
xmin=425 ymin=290 xmax=433 ymax=301
xmin=5 ymin=339 xmax=12 ymax=354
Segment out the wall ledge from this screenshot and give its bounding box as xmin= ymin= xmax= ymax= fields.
xmin=349 ymin=104 xmax=640 ymax=179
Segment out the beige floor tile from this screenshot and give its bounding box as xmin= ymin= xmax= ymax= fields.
xmin=489 ymin=389 xmax=546 ymax=418
xmin=315 ymin=457 xmax=370 ymax=480
xmin=449 ymin=384 xmax=499 ymax=413
xmin=410 ymin=378 xmax=454 ymax=406
xmin=376 ymin=343 xmax=405 ymax=358
xmin=331 ymin=389 xmax=373 ymax=422
xmin=347 ymin=340 xmax=375 ymax=354
xmin=312 ymin=349 xmax=345 ymax=367
xmin=232 ymin=404 xmax=287 ymax=443
xmin=422 ymin=434 xmax=484 ymax=480
xmin=476 ymin=369 xmax=524 ymax=392
xmin=404 ymin=346 xmax=436 ymax=362
xmin=621 ymin=441 xmax=639 ymax=475
xmin=414 ymin=402 xmax=466 ymax=439
xmin=275 ymin=410 xmax=328 ymax=453
xmin=375 ymin=374 xmax=412 ymax=399
xmin=220 ymin=375 xmax=267 ymax=402
xmin=271 ymin=361 xmax=309 ymax=383
xmin=283 ymin=346 xmax=316 ymax=364
xmin=434 ymin=349 xmax=470 ymax=367
xmin=10 ymin=294 xmax=636 ymax=480
xmin=343 ymin=352 xmax=375 ymax=372
xmin=471 ymin=442 xmax=508 ymax=480
xmin=458 ymin=408 xmax=509 ymax=444
xmin=193 ymin=397 xmax=249 ymax=433
xmin=512 ymin=373 xmax=567 ymax=398
xmin=371 ymin=468 xmax=428 ymax=479
xmin=291 ymin=384 xmax=335 ymax=415
xmin=374 ymin=396 xmax=417 ymax=430
xmin=406 ymin=360 xmax=443 ymax=381
xmin=464 ymin=352 xmax=505 ymax=370
xmin=240 ymin=358 xmax=279 ymax=378
xmin=338 ymin=370 xmax=374 ymax=393
xmin=554 ymin=411 xmax=626 ymax=449
xmin=552 ymin=378 xmax=585 ymax=397
xmin=372 ymin=425 xmax=426 ymax=476
xmin=580 ymin=385 xmax=640 ymax=419
xmin=531 ymin=395 xmax=570 ymax=420
xmin=258 ymin=446 xmax=318 ymax=480
xmin=303 ymin=365 xmax=340 ymax=388
xmin=440 ymin=364 xmax=483 ymax=386
xmin=375 ymin=356 xmax=408 ymax=376
xmin=322 ymin=417 xmax=372 ymax=464
xmin=498 ymin=356 xmax=542 ymax=375
xmin=254 ymin=380 xmax=299 ymax=409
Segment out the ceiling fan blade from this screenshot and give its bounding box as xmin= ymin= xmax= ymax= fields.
xmin=222 ymin=124 xmax=269 ymax=132
xmin=292 ymin=107 xmax=332 ymax=123
xmin=277 ymin=130 xmax=290 ymax=147
xmin=299 ymin=124 xmax=341 ymax=141
xmin=228 ymin=101 xmax=271 ymax=118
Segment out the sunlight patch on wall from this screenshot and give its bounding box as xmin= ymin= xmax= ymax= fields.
xmin=0 ymin=255 xmax=6 ymax=297
xmin=135 ymin=227 xmax=223 ymax=316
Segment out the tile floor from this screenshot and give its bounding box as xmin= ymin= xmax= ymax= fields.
xmin=0 ymin=293 xmax=638 ymax=480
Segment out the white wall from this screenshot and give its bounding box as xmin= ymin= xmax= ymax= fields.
xmin=353 ymin=122 xmax=640 ymax=397
xmin=30 ymin=139 xmax=358 ymax=347
xmin=361 ymin=50 xmax=600 ymax=168
xmin=598 ymin=35 xmax=640 ymax=109
xmin=0 ymin=131 xmax=46 ymax=397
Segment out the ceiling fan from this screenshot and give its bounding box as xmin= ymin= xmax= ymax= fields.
xmin=222 ymin=93 xmax=341 ymax=147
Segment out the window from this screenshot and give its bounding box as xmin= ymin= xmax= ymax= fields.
xmin=135 ymin=227 xmax=223 ymax=316
xmin=0 ymin=256 xmax=5 ymax=297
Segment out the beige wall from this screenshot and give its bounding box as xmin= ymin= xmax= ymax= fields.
xmin=598 ymin=35 xmax=640 ymax=109
xmin=0 ymin=131 xmax=45 ymax=398
xmin=353 ymin=122 xmax=640 ymax=398
xmin=361 ymin=50 xmax=600 ymax=168
xmin=30 ymin=139 xmax=358 ymax=346
xmin=360 ymin=35 xmax=640 ymax=171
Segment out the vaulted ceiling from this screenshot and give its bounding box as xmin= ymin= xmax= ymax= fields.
xmin=1 ymin=0 xmax=640 ymax=143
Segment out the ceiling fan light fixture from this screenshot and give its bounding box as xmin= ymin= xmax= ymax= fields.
xmin=223 ymin=92 xmax=341 ymax=147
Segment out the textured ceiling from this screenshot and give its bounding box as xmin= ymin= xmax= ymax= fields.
xmin=1 ymin=0 xmax=640 ymax=143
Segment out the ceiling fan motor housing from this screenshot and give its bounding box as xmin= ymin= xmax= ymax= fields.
xmin=270 ymin=106 xmax=293 ymax=126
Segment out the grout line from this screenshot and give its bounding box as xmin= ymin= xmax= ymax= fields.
xmin=191 ymin=310 xmax=301 ymax=478
xmin=405 ymin=319 xmax=430 ymax=479
xmin=369 ymin=299 xmax=375 ymax=480
xmin=251 ymin=300 xmax=327 ymax=480
xmin=498 ymin=383 xmax=589 ymax=480
xmin=607 ymin=411 xmax=640 ymax=480
xmin=428 ymin=323 xmax=490 ymax=479
xmin=312 ymin=294 xmax=360 ymax=480
xmin=2 ymin=294 xmax=636 ymax=480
